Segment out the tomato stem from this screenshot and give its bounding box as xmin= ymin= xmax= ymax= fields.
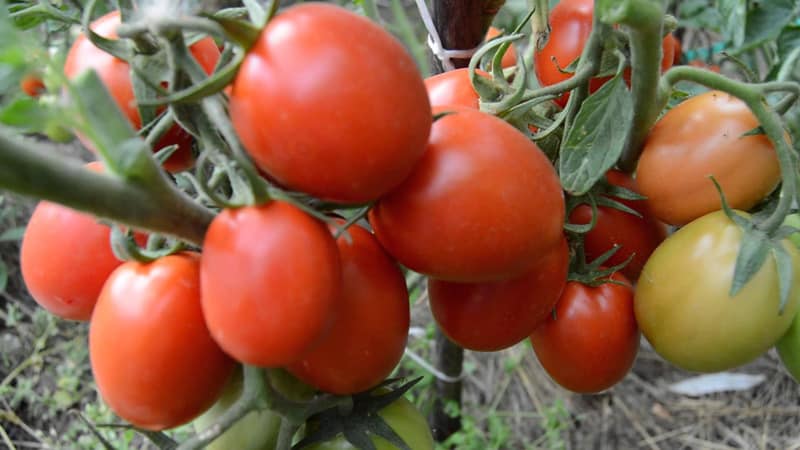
xmin=0 ymin=132 xmax=213 ymax=245
xmin=599 ymin=0 xmax=666 ymax=173
xmin=529 ymin=0 xmax=550 ymax=51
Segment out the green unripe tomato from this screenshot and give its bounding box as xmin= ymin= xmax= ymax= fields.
xmin=777 ymin=213 xmax=800 ymax=382
xmin=192 ymin=369 xmax=280 ymax=450
xmin=305 ymin=394 xmax=434 ymax=450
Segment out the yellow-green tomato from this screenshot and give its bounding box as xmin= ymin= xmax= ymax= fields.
xmin=305 ymin=395 xmax=434 ymax=450
xmin=777 ymin=213 xmax=800 ymax=382
xmin=635 ymin=210 xmax=800 ymax=372
xmin=192 ymin=370 xmax=280 ymax=450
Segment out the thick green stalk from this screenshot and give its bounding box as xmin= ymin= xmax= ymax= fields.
xmin=0 ymin=132 xmax=213 ymax=245
xmin=596 ymin=0 xmax=666 ymax=172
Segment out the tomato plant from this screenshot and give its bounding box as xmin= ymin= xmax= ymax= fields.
xmin=533 ymin=0 xmax=674 ymax=107
xmin=485 ymin=26 xmax=517 ymax=69
xmin=303 ymin=393 xmax=434 ymax=450
xmin=428 ymin=236 xmax=568 ymax=352
xmin=90 ymin=252 xmax=234 ymax=430
xmin=19 ymin=162 xmax=146 ymax=321
xmin=63 ymin=11 xmax=220 ymax=172
xmin=230 ymin=3 xmax=431 ymax=204
xmin=635 ymin=210 xmax=800 ymax=372
xmin=369 ymin=107 xmax=564 ymax=282
xmin=636 ymin=91 xmax=781 ymax=226
xmin=200 ymin=201 xmax=342 ymax=367
xmin=288 ymin=221 xmax=409 ymax=395
xmin=569 ymin=170 xmax=667 ymax=281
xmin=530 ymin=273 xmax=639 ymax=394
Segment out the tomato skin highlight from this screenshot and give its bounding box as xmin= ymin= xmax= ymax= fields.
xmin=530 ymin=273 xmax=639 ymax=394
xmin=428 ymin=236 xmax=568 ymax=352
xmin=230 ymin=3 xmax=431 ymax=204
xmin=288 ymin=221 xmax=410 ymax=395
xmin=90 ymin=253 xmax=234 ymax=430
xmin=636 ymin=90 xmax=781 ymax=226
xmin=370 ymin=107 xmax=565 ymax=282
xmin=569 ymin=171 xmax=667 ymax=281
xmin=304 ymin=394 xmax=434 ymax=450
xmin=63 ymin=11 xmax=220 ymax=172
xmin=201 ymin=201 xmax=343 ymax=367
xmin=635 ymin=210 xmax=800 ymax=373
xmin=533 ymin=0 xmax=674 ymax=107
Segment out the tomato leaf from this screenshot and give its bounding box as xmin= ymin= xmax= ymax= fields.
xmin=739 ymin=0 xmax=798 ymax=53
xmin=137 ymin=430 xmax=178 ymax=450
xmin=771 ymin=242 xmax=795 ymax=314
xmin=730 ymin=226 xmax=770 ymax=297
xmin=559 ymin=75 xmax=632 ymax=195
xmin=717 ymin=0 xmax=746 ymax=48
xmin=0 ymin=226 xmax=24 ymax=242
xmin=0 ymin=260 xmax=7 ymax=293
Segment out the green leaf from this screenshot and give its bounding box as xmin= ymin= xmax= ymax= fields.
xmin=739 ymin=0 xmax=797 ymax=52
xmin=772 ymin=242 xmax=795 ymax=314
xmin=0 ymin=259 xmax=7 ymax=293
xmin=0 ymin=226 xmax=24 ymax=242
xmin=137 ymin=430 xmax=178 ymax=450
xmin=777 ymin=25 xmax=800 ymax=61
xmin=0 ymin=96 xmax=49 ymax=130
xmin=559 ymin=75 xmax=632 ymax=195
xmin=730 ymin=226 xmax=770 ymax=297
xmin=717 ymin=0 xmax=747 ymax=47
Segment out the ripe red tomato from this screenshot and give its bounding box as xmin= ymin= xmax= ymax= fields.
xmin=534 ymin=0 xmax=674 ymax=107
xmin=230 ymin=3 xmax=431 ymax=204
xmin=90 ymin=253 xmax=234 ymax=430
xmin=485 ymin=26 xmax=518 ymax=69
xmin=20 ymin=74 xmax=45 ymax=97
xmin=288 ymin=221 xmax=409 ymax=395
xmin=636 ymin=90 xmax=781 ymax=225
xmin=369 ymin=107 xmax=564 ymax=282
xmin=19 ymin=162 xmax=146 ymax=321
xmin=425 ymin=69 xmax=480 ymax=110
xmin=568 ymin=170 xmax=667 ymax=281
xmin=63 ymin=11 xmax=220 ymax=172
xmin=428 ymin=236 xmax=568 ymax=352
xmin=666 ymin=34 xmax=681 ymax=65
xmin=530 ymin=273 xmax=639 ymax=393
xmin=201 ymin=201 xmax=342 ymax=367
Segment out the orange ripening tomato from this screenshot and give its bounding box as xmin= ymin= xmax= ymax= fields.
xmin=636 ymin=90 xmax=781 ymax=225
xmin=20 ymin=74 xmax=46 ymax=97
xmin=20 ymin=162 xmax=145 ymax=321
xmin=201 ymin=201 xmax=342 ymax=367
xmin=428 ymin=236 xmax=568 ymax=352
xmin=568 ymin=170 xmax=667 ymax=281
xmin=530 ymin=273 xmax=639 ymax=394
xmin=485 ymin=26 xmax=518 ymax=68
xmin=288 ymin=221 xmax=409 ymax=395
xmin=63 ymin=11 xmax=220 ymax=172
xmin=90 ymin=253 xmax=234 ymax=430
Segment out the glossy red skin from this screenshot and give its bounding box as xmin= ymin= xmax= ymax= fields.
xmin=230 ymin=3 xmax=431 ymax=204
xmin=90 ymin=253 xmax=234 ymax=430
xmin=19 ymin=162 xmax=145 ymax=320
xmin=63 ymin=11 xmax=220 ymax=172
xmin=369 ymin=107 xmax=565 ymax=282
xmin=20 ymin=75 xmax=45 ymax=97
xmin=636 ymin=90 xmax=781 ymax=225
xmin=568 ymin=171 xmax=667 ymax=281
xmin=425 ymin=68 xmax=484 ymax=110
xmin=201 ymin=201 xmax=343 ymax=367
xmin=534 ymin=0 xmax=674 ymax=107
xmin=288 ymin=222 xmax=409 ymax=395
xmin=530 ymin=273 xmax=639 ymax=394
xmin=429 ymin=236 xmax=568 ymax=352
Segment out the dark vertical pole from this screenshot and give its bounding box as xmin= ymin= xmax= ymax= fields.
xmin=427 ymin=0 xmax=504 ymax=442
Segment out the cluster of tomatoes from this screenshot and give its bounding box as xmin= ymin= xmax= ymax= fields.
xmin=14 ymin=0 xmax=800 ymax=446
